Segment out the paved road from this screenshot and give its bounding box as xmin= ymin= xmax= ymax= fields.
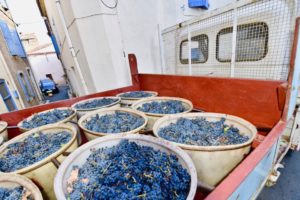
xmin=258 ymin=150 xmax=300 ymax=200
xmin=44 ymin=85 xmax=70 ymax=102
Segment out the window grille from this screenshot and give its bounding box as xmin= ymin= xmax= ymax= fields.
xmin=217 ymin=22 xmax=268 ymax=62
xmin=162 ymin=0 xmax=296 ymax=80
xmin=180 ymin=34 xmax=209 ymax=64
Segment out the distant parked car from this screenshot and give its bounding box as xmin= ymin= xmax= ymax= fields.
xmin=39 ymin=79 xmax=59 ymax=95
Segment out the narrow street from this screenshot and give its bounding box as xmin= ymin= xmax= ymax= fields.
xmin=44 ymin=85 xmax=69 ymax=102
xmin=258 ymin=150 xmax=300 ymax=200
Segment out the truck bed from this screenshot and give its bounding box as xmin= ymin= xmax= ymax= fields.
xmin=0 ymin=59 xmax=288 ymax=199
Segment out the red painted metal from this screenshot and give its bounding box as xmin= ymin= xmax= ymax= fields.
xmin=1 ymin=86 xmax=138 ymax=139
xmin=205 ymin=121 xmax=287 ymax=200
xmin=0 ymin=54 xmax=141 ymax=139
xmin=139 ymin=74 xmax=285 ymax=129
xmin=204 ymin=17 xmax=300 ymax=199
xmin=0 ymin=26 xmax=295 ymax=199
xmin=277 ymin=83 xmax=287 ymax=112
xmin=0 ymin=66 xmax=288 ymax=199
xmin=282 ymin=18 xmax=300 ymax=120
xmin=128 ymin=54 xmax=140 ymax=87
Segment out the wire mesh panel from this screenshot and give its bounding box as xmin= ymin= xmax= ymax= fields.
xmin=234 ymin=0 xmax=294 ymax=80
xmin=162 ymin=0 xmax=297 ymax=81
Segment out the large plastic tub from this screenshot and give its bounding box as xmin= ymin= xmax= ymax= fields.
xmin=78 ymin=107 xmax=148 ymax=141
xmin=17 ymin=107 xmax=77 ymax=132
xmin=132 ymin=97 xmax=193 ymax=130
xmin=54 ymin=134 xmax=198 ymax=200
xmin=153 ymin=112 xmax=257 ymax=188
xmin=0 ymin=124 xmax=78 ymax=200
xmin=0 ymin=173 xmax=43 ymax=200
xmin=116 ymin=91 xmax=158 ymax=106
xmin=71 ymin=96 xmax=121 ymax=118
xmin=0 ymin=121 xmax=8 ymax=142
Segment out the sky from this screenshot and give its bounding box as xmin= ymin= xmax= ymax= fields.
xmin=6 ymin=0 xmax=51 ymax=44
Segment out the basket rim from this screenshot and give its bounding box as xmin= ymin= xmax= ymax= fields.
xmin=17 ymin=107 xmax=77 ymax=132
xmin=71 ymin=96 xmax=121 ymax=112
xmin=78 ymin=107 xmax=148 ymax=136
xmin=131 ymin=96 xmax=194 ymax=117
xmin=152 ymin=112 xmax=258 ymax=151
xmin=0 ymin=124 xmax=77 ymax=174
xmin=0 ymin=173 xmax=43 ymax=200
xmin=116 ymin=90 xmax=158 ymax=100
xmin=54 ymin=134 xmax=197 ymax=200
xmin=0 ymin=121 xmax=7 ymax=133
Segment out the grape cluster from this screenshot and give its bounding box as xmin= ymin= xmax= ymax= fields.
xmin=158 ymin=117 xmax=249 ymax=146
xmin=75 ymin=98 xmax=118 ymax=110
xmin=119 ymin=91 xmax=153 ymax=98
xmin=137 ymin=100 xmax=186 ymax=114
xmin=85 ymin=111 xmax=145 ymax=133
xmin=0 ymin=186 xmax=32 ymax=200
xmin=0 ymin=131 xmax=72 ymax=172
xmin=67 ymin=140 xmax=191 ymax=200
xmin=21 ymin=109 xmax=74 ymax=129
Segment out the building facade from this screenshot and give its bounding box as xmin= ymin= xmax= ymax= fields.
xmin=21 ymin=33 xmax=67 ymax=85
xmin=0 ymin=2 xmax=40 ymax=113
xmin=36 ymin=0 xmax=234 ymax=96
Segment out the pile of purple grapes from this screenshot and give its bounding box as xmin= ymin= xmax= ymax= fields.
xmin=21 ymin=109 xmax=74 ymax=129
xmin=0 ymin=186 xmax=32 ymax=200
xmin=119 ymin=91 xmax=153 ymax=98
xmin=137 ymin=100 xmax=186 ymax=114
xmin=158 ymin=117 xmax=249 ymax=146
xmin=0 ymin=131 xmax=72 ymax=172
xmin=85 ymin=111 xmax=145 ymax=133
xmin=75 ymin=98 xmax=118 ymax=110
xmin=67 ymin=139 xmax=190 ymax=200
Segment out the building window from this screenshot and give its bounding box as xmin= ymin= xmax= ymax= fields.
xmin=0 ymin=79 xmax=17 ymax=111
xmin=180 ymin=34 xmax=209 ymax=64
xmin=26 ymin=67 xmax=36 ymax=85
xmin=216 ymin=22 xmax=268 ymax=62
xmin=17 ymin=71 xmax=35 ymax=102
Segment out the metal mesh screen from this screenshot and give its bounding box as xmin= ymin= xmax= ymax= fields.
xmin=162 ymin=0 xmax=297 ymax=80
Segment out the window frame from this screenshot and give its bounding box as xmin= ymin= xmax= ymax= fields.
xmin=17 ymin=71 xmax=35 ymax=102
xmin=0 ymin=79 xmax=17 ymax=111
xmin=216 ymin=22 xmax=269 ymax=63
xmin=180 ymin=34 xmax=209 ymax=64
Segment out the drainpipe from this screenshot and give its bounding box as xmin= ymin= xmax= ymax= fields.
xmin=55 ymin=0 xmax=89 ymax=95
xmin=157 ymin=24 xmax=165 ymax=74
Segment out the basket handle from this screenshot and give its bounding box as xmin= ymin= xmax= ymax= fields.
xmin=192 ymin=108 xmax=205 ymax=112
xmin=6 ymin=125 xmax=18 ymax=129
xmin=51 ymin=158 xmax=61 ymax=168
xmin=65 ymin=120 xmax=82 ymax=146
xmin=51 ymin=152 xmax=72 ymax=168
xmin=66 ymin=120 xmax=77 ymax=125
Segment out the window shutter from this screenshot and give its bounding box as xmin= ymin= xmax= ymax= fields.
xmin=0 ymin=20 xmax=15 ymax=55
xmin=10 ymin=30 xmax=26 ymax=58
xmin=0 ymin=20 xmax=26 ymax=57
